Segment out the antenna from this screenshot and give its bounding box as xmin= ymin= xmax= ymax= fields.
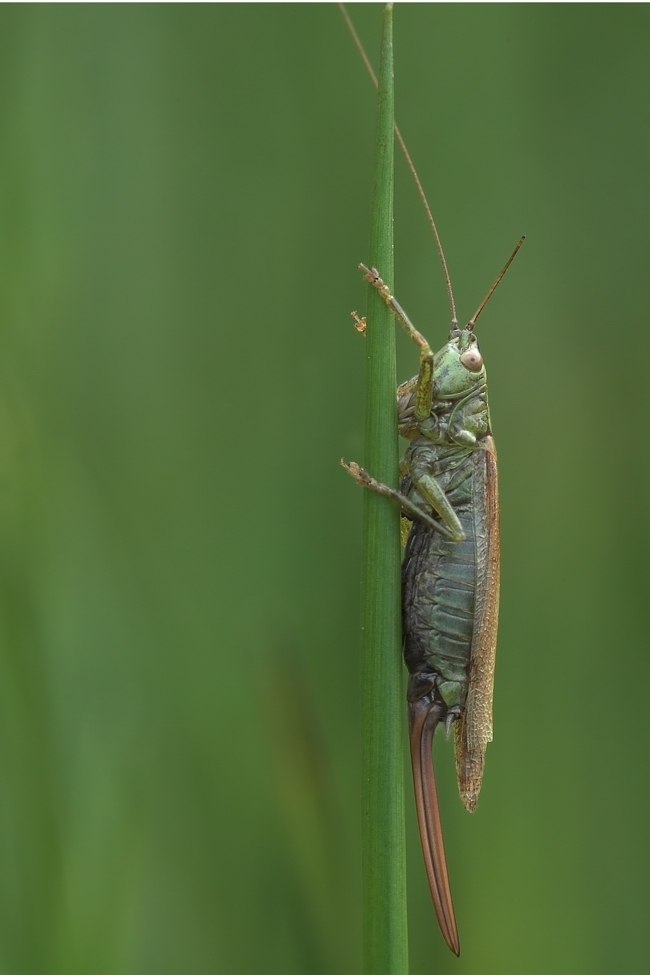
xmin=466 ymin=236 xmax=526 ymax=330
xmin=338 ymin=3 xmax=458 ymax=327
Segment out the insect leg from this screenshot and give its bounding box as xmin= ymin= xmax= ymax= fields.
xmin=408 ymin=467 xmax=465 ymax=542
xmin=341 ymin=460 xmax=457 ymax=539
xmin=359 ymin=264 xmax=433 ymax=421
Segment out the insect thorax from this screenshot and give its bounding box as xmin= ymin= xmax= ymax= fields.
xmin=399 ymin=382 xmax=490 ymax=449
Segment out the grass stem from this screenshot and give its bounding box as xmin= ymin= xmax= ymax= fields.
xmin=360 ymin=6 xmax=408 ymax=974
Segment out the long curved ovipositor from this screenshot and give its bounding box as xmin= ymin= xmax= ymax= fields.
xmin=408 ymin=686 xmax=460 ymax=957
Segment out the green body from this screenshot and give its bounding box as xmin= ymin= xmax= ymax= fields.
xmin=397 ymin=328 xmax=492 ymax=711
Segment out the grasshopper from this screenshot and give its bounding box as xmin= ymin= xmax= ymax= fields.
xmin=340 ymin=4 xmax=524 ymax=957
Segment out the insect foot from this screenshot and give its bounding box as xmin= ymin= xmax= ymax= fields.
xmin=358 ymin=263 xmax=391 ymax=301
xmin=351 ymin=311 xmax=367 ymax=334
xmin=340 ymin=459 xmax=370 ymax=487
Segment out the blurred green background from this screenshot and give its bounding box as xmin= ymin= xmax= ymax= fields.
xmin=0 ymin=4 xmax=648 ymax=974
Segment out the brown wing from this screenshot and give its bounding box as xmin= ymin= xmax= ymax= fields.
xmin=454 ymin=435 xmax=500 ymax=812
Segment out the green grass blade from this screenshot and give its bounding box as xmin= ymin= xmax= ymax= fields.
xmin=360 ymin=6 xmax=408 ymax=974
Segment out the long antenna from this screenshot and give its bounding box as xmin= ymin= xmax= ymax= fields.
xmin=338 ymin=3 xmax=458 ymax=327
xmin=466 ymin=235 xmax=526 ymax=330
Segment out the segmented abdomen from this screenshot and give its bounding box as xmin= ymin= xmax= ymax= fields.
xmin=402 ymin=502 xmax=477 ymax=706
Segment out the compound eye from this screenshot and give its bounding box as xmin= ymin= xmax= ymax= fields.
xmin=460 ymin=348 xmax=483 ymax=372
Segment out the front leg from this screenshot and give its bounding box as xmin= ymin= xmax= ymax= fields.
xmin=359 ymin=264 xmax=433 ymax=423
